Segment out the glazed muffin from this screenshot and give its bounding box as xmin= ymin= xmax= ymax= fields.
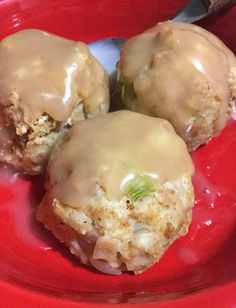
xmin=37 ymin=111 xmax=194 ymax=275
xmin=0 ymin=29 xmax=109 ymax=174
xmin=118 ymin=21 xmax=236 ymax=151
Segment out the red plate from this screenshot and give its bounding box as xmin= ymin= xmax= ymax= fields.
xmin=0 ymin=0 xmax=236 ymax=307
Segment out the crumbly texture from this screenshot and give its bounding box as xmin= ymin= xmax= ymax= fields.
xmin=176 ymin=74 xmax=235 ymax=151
xmin=37 ymin=175 xmax=194 ymax=275
xmin=182 ymin=81 xmax=233 ymax=152
xmin=0 ymin=91 xmax=85 ymax=174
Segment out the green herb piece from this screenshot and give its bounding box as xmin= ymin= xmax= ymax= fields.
xmin=120 ymin=80 xmax=136 ymax=103
xmin=125 ymin=175 xmax=156 ymax=202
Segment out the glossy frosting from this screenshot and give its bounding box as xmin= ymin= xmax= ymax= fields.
xmin=47 ymin=110 xmax=194 ymax=206
xmin=119 ymin=21 xmax=236 ymax=141
xmin=0 ymin=29 xmax=109 ymax=124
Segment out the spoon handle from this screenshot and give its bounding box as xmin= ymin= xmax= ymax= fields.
xmin=172 ymin=0 xmax=235 ymax=23
xmin=204 ymin=0 xmax=235 ymax=12
xmin=88 ymin=0 xmax=235 ymax=75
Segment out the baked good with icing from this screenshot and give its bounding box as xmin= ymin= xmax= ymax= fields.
xmin=0 ymin=29 xmax=109 ymax=174
xmin=37 ymin=111 xmax=194 ymax=275
xmin=118 ymin=22 xmax=236 ymax=151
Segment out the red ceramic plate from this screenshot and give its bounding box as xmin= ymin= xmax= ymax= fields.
xmin=0 ymin=0 xmax=236 ymax=307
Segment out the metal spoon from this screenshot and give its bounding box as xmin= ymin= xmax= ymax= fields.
xmin=88 ymin=0 xmax=235 ymax=76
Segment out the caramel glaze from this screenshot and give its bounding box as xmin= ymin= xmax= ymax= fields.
xmin=0 ymin=29 xmax=109 ymax=124
xmin=47 ymin=111 xmax=194 ymax=206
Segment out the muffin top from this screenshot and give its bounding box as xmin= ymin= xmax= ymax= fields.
xmin=0 ymin=29 xmax=109 ymax=124
xmin=47 ymin=110 xmax=194 ymax=206
xmin=119 ymin=21 xmax=236 ymax=140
